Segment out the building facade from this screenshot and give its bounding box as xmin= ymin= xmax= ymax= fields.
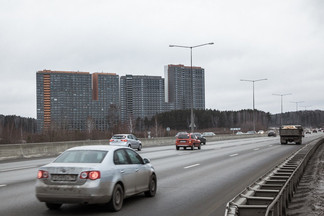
xmin=165 ymin=64 xmax=205 ymax=110
xmin=36 ymin=70 xmax=119 ymax=132
xmin=120 ymin=75 xmax=166 ymax=122
xmin=36 ymin=65 xmax=206 ymax=132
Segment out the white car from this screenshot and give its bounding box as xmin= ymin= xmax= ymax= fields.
xmin=109 ymin=134 xmax=142 ymax=151
xmin=35 ymin=145 xmax=157 ymax=212
xmin=202 ymin=132 xmax=216 ymax=137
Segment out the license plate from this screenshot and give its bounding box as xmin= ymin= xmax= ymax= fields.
xmin=51 ymin=174 xmax=77 ymax=181
xmin=180 ymin=140 xmax=186 ymax=143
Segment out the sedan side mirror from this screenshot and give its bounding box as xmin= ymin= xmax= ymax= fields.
xmin=143 ymin=158 xmax=151 ymax=164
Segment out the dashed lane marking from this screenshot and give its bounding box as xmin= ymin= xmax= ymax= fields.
xmin=229 ymin=153 xmax=239 ymax=157
xmin=184 ymin=164 xmax=200 ymax=169
xmin=254 ymin=148 xmax=260 ymax=150
xmin=0 ymin=184 xmax=7 ymax=188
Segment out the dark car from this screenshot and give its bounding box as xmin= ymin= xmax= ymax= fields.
xmin=268 ymin=130 xmax=277 ymax=137
xmin=192 ymin=133 xmax=206 ymax=145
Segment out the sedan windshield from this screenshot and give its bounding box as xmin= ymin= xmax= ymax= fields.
xmin=54 ymin=150 xmax=108 ymax=163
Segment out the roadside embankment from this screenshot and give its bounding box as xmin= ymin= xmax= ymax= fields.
xmin=0 ymin=134 xmax=265 ymax=161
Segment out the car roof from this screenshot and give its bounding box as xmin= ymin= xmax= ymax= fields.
xmin=112 ymin=134 xmax=130 ymax=136
xmin=66 ymin=145 xmax=126 ymax=151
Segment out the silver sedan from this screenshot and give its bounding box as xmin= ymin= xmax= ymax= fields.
xmin=109 ymin=134 xmax=142 ymax=151
xmin=35 ymin=145 xmax=157 ymax=212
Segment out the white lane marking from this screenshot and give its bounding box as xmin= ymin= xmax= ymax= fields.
xmin=184 ymin=164 xmax=200 ymax=169
xmin=0 ymin=165 xmax=39 ymax=172
xmin=0 ymin=184 xmax=6 ymax=188
xmin=229 ymin=153 xmax=239 ymax=157
xmin=254 ymin=148 xmax=260 ymax=151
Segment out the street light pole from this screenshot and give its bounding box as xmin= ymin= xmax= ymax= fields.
xmin=273 ymin=93 xmax=292 ymax=125
xmin=291 ymin=101 xmax=304 ymax=112
xmin=240 ymin=78 xmax=267 ymax=132
xmin=169 ymin=42 xmax=214 ymax=133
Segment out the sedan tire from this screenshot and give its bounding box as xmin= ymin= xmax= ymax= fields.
xmin=137 ymin=144 xmax=142 ymax=151
xmin=45 ymin=203 xmax=62 ymax=210
xmin=145 ymin=174 xmax=157 ymax=197
xmin=108 ymin=184 xmax=124 ymax=212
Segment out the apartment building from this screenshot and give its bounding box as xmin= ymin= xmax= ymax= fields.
xmin=165 ymin=64 xmax=205 ymax=110
xmin=36 ymin=65 xmax=205 ymax=132
xmin=120 ymin=75 xmax=166 ymax=122
xmin=36 ymin=70 xmax=119 ymax=132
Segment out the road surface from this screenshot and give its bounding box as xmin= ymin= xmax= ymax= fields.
xmin=0 ymin=134 xmax=322 ymax=216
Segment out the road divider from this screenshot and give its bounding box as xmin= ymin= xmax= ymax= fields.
xmin=0 ymin=134 xmax=266 ymax=161
xmin=224 ymin=137 xmax=324 ymax=216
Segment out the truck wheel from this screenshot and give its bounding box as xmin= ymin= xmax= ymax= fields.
xmin=176 ymin=146 xmax=179 ymax=150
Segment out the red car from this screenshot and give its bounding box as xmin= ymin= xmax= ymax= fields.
xmin=175 ymin=133 xmax=201 ymax=150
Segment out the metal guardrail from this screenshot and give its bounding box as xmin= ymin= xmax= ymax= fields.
xmin=224 ymin=137 xmax=324 ymax=216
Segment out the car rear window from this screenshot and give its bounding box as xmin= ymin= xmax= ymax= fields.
xmin=54 ymin=150 xmax=108 ymax=163
xmin=178 ymin=134 xmax=189 ymax=139
xmin=112 ymin=135 xmax=126 ymax=139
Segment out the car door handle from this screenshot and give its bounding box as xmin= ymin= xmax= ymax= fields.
xmin=120 ymin=170 xmax=125 ymax=174
xmin=136 ymin=169 xmax=139 ymax=172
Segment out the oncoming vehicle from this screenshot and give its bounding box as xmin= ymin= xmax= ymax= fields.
xmin=35 ymin=145 xmax=157 ymax=212
xmin=109 ymin=134 xmax=142 ymax=151
xmin=268 ymin=130 xmax=277 ymax=137
xmin=202 ymin=132 xmax=216 ymax=137
xmin=175 ymin=133 xmax=201 ymax=150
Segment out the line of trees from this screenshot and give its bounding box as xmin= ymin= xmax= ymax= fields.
xmin=1 ymin=110 xmax=323 ymax=144
xmin=0 ymin=115 xmax=37 ymax=144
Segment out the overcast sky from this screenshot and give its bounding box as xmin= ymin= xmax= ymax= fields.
xmin=1 ymin=0 xmax=323 ymax=118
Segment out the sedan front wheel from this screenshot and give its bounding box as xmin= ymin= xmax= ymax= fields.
xmin=145 ymin=174 xmax=157 ymax=197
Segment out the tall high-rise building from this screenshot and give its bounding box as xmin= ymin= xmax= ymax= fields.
xmin=120 ymin=75 xmax=165 ymax=122
xmin=164 ymin=64 xmax=205 ymax=110
xmin=36 ymin=70 xmax=119 ymax=132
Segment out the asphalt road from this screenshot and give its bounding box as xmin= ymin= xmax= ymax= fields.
xmin=0 ymin=134 xmax=322 ymax=216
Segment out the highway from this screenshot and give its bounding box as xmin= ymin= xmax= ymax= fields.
xmin=0 ymin=134 xmax=323 ymax=216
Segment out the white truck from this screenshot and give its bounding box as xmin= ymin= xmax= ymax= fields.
xmin=279 ymin=125 xmax=303 ymax=145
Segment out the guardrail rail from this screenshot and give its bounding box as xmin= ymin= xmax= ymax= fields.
xmin=224 ymin=138 xmax=324 ymax=216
